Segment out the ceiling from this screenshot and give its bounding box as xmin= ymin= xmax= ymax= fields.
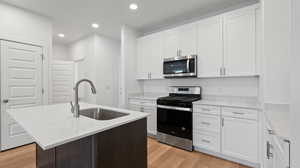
xmin=1 ymin=0 xmax=258 ymax=44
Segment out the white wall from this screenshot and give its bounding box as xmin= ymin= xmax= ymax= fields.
xmin=69 ymin=34 xmax=120 ymax=107
xmin=291 ymin=0 xmax=300 ymax=167
xmin=120 ymin=26 xmax=143 ymax=108
xmin=53 ymin=43 xmax=70 ymax=61
xmin=0 ymin=2 xmax=52 ymax=104
xmin=262 ymin=0 xmax=291 ymax=104
xmin=94 ymin=35 xmax=120 ymax=107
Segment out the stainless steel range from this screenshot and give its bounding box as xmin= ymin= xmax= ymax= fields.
xmin=156 ymin=86 xmax=201 ymax=151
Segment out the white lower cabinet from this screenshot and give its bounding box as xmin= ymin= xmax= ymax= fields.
xmin=193 ymin=104 xmax=259 ymax=165
xmin=263 ymin=120 xmax=290 ymax=168
xmin=128 ymin=98 xmax=157 ymax=135
xmin=194 ymin=129 xmax=220 ymax=152
xmin=143 ymin=106 xmax=157 ymax=135
xmin=193 ymin=105 xmax=221 ymax=153
xmin=221 ymin=117 xmax=258 ymax=163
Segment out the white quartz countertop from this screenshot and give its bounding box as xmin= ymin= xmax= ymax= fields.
xmin=128 ymin=93 xmax=167 ymax=101
xmin=7 ymin=103 xmax=149 ymax=150
xmin=193 ymin=99 xmax=261 ymax=109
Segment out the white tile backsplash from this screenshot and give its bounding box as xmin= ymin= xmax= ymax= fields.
xmin=143 ymin=77 xmax=259 ymax=97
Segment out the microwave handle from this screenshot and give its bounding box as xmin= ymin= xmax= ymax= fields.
xmin=187 ymin=59 xmax=190 ymax=73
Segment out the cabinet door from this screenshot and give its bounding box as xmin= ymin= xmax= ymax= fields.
xmin=143 ymin=107 xmax=157 ymax=135
xmin=136 ymin=38 xmax=149 ymax=79
xmin=223 ymin=5 xmax=256 ymax=76
xmin=222 ymin=117 xmax=258 ymax=163
xmin=197 ymin=16 xmax=223 ymax=77
xmin=137 ymin=33 xmax=163 ymax=79
xmin=163 ymin=28 xmax=179 ymax=59
xmin=147 ymin=33 xmax=163 ymax=79
xmin=178 ymin=23 xmax=198 ymax=57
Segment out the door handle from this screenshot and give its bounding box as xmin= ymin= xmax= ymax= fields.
xmin=3 ymin=99 xmax=9 ymax=103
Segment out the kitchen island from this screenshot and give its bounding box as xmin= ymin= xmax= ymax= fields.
xmin=7 ymin=103 xmax=148 ymax=168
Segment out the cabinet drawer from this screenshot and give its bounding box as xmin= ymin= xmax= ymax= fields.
xmin=193 ymin=130 xmax=220 ymax=152
xmin=193 ymin=113 xmax=220 ymax=132
xmin=193 ymin=105 xmax=221 ymax=115
xmin=222 ymin=107 xmax=258 ymax=120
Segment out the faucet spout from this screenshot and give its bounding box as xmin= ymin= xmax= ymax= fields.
xmin=73 ymin=79 xmax=97 ymax=118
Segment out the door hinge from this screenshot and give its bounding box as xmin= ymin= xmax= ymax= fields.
xmin=42 ymin=88 xmax=45 ymax=94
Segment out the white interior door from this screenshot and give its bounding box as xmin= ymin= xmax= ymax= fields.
xmin=1 ymin=40 xmax=43 ymax=151
xmin=51 ymin=61 xmax=74 ymax=104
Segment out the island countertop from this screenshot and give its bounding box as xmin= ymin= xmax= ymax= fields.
xmin=7 ymin=103 xmax=149 ymax=150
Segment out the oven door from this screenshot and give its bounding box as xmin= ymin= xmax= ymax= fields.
xmin=157 ymin=105 xmax=192 ymax=140
xmin=163 ymin=56 xmax=197 ymax=78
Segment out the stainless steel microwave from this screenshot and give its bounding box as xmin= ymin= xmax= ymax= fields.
xmin=163 ymin=55 xmax=197 ymax=78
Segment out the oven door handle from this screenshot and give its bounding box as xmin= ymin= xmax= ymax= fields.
xmin=157 ymin=105 xmax=192 ymax=112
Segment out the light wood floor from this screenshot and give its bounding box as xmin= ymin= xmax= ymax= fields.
xmin=0 ymin=138 xmax=250 ymax=168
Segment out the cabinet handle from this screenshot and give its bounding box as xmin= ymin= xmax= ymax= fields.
xmin=201 ymin=108 xmax=211 ymax=112
xmin=178 ymin=50 xmax=182 ymax=56
xmin=150 ymin=73 xmax=152 ymax=79
xmin=201 ymin=139 xmax=211 ymax=143
xmin=268 ymin=129 xmax=275 ymax=135
xmin=267 ymin=141 xmax=273 ymax=159
xmin=3 ymin=99 xmax=9 ymax=103
xmin=223 ymin=67 xmax=226 ymax=76
xmin=232 ymin=112 xmax=245 ymax=115
xmin=221 ymin=118 xmax=224 ymax=127
xmin=201 ymin=122 xmax=211 ymax=125
xmin=220 ymin=68 xmax=222 ymax=76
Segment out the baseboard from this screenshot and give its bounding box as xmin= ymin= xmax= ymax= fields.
xmin=147 ymin=132 xmax=156 ymax=139
xmin=194 ymin=146 xmax=261 ymax=168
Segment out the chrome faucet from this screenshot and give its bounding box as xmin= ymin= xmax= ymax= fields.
xmin=70 ymin=79 xmax=97 ymax=118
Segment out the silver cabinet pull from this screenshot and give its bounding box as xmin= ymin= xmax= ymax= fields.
xmin=232 ymin=112 xmax=245 ymax=115
xmin=201 ymin=122 xmax=211 ymax=125
xmin=268 ymin=129 xmax=275 ymax=135
xmin=221 ymin=118 xmax=224 ymax=127
xmin=201 ymin=108 xmax=211 ymax=112
xmin=220 ymin=68 xmax=222 ymax=76
xmin=223 ymin=67 xmax=226 ymax=76
xmin=201 ymin=139 xmax=211 ymax=143
xmin=3 ymin=99 xmax=9 ymax=103
xmin=267 ymin=141 xmax=273 ymax=159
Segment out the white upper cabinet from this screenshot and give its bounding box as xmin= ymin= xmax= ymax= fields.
xmin=136 ymin=4 xmax=260 ymax=80
xmin=163 ymin=28 xmax=179 ymax=59
xmin=163 ymin=23 xmax=197 ymax=59
xmin=137 ymin=32 xmax=163 ymax=80
xmin=136 ymin=38 xmax=148 ymax=79
xmin=197 ymin=16 xmax=223 ymax=77
xmin=223 ymin=5 xmax=257 ymax=76
xmin=178 ymin=23 xmax=198 ymax=57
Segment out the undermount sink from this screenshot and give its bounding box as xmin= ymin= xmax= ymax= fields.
xmin=80 ymin=108 xmax=129 ymax=120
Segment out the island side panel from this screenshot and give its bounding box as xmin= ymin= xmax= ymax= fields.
xmin=36 ymin=118 xmax=147 ymax=168
xmin=55 ymin=136 xmax=92 ymax=168
xmin=94 ymin=118 xmax=147 ymax=168
xmin=36 ymin=136 xmax=93 ymax=168
xmin=36 ymin=145 xmax=56 ymax=168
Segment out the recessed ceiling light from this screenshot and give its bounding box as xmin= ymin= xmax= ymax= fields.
xmin=129 ymin=3 xmax=138 ymax=10
xmin=58 ymin=33 xmax=65 ymax=38
xmin=91 ymin=23 xmax=99 ymax=29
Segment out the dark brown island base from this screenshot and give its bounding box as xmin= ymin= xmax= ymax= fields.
xmin=36 ymin=118 xmax=147 ymax=168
